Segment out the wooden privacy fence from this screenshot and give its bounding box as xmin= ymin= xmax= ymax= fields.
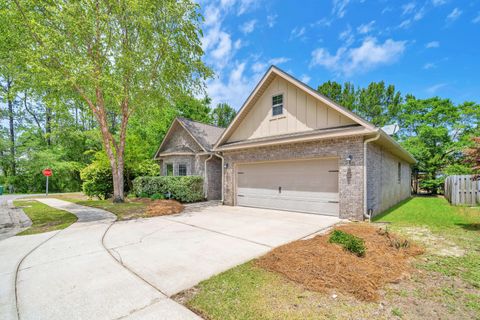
xmin=445 ymin=175 xmax=480 ymax=206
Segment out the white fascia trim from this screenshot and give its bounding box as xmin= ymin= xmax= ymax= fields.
xmin=215 ymin=128 xmax=373 ymax=152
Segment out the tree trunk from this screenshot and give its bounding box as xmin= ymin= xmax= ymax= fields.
xmin=45 ymin=104 xmax=52 ymax=146
xmin=111 ymin=155 xmax=124 ymax=203
xmin=7 ymin=79 xmax=16 ymax=176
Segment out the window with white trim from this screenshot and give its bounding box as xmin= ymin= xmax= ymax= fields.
xmin=272 ymin=94 xmax=283 ymax=116
xmin=178 ymin=163 xmax=187 ymax=176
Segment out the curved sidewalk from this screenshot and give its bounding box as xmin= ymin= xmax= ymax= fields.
xmin=8 ymin=198 xmax=200 ymax=320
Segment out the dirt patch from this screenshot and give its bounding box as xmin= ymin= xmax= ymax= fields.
xmin=131 ymin=198 xmax=184 ymax=217
xmin=399 ymin=226 xmax=466 ymax=257
xmin=256 ymin=223 xmax=424 ymax=302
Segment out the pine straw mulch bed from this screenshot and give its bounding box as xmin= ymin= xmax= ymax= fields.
xmin=131 ymin=198 xmax=184 ymax=217
xmin=256 ymin=223 xmax=424 ymax=302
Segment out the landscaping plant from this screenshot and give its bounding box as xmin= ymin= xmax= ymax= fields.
xmin=329 ymin=229 xmax=366 ymax=257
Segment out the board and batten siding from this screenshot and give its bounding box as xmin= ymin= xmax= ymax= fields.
xmin=445 ymin=175 xmax=480 ymax=206
xmin=227 ymin=75 xmax=356 ymax=143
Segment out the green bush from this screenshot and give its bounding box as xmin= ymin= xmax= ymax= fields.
xmin=329 ymin=229 xmax=366 ymax=257
xmin=150 ymin=193 xmax=165 ymax=200
xmin=80 ymin=153 xmax=160 ymax=199
xmin=132 ymin=176 xmax=204 ymax=203
xmin=80 ymin=162 xmax=113 ymax=200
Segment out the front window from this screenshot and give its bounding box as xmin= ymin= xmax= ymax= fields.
xmin=272 ymin=94 xmax=283 ymax=116
xmin=166 ymin=163 xmax=174 ymax=176
xmin=178 ymin=164 xmax=187 ymax=176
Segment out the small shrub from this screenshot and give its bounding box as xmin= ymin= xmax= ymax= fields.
xmin=150 ymin=193 xmax=165 ymax=200
xmin=138 ymin=192 xmax=149 ymax=198
xmin=132 ymin=176 xmax=204 ymax=203
xmin=329 ymin=229 xmax=366 ymax=257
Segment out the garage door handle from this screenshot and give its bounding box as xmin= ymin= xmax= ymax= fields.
xmin=328 ymin=200 xmax=339 ymax=203
xmin=238 ymin=194 xmax=244 ymax=197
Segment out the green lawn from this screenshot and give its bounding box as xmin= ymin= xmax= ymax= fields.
xmin=179 ymin=196 xmax=480 ymax=320
xmin=374 ymin=196 xmax=479 ymax=229
xmin=50 ymin=194 xmax=147 ymax=220
xmin=15 ymin=199 xmax=77 ymax=235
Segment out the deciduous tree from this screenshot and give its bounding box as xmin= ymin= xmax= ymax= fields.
xmin=9 ymin=0 xmax=211 ymax=202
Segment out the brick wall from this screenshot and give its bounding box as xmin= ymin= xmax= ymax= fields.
xmin=221 ymin=136 xmax=365 ymax=220
xmin=367 ymin=143 xmax=412 ymax=216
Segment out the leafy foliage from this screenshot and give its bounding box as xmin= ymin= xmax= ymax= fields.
xmin=329 ymin=229 xmax=366 ymax=257
xmin=132 ymin=176 xmax=204 ymax=202
xmin=81 ymin=152 xmax=159 ymax=199
xmin=317 ymin=80 xmax=402 ymax=127
xmin=211 ymin=103 xmax=236 ymax=128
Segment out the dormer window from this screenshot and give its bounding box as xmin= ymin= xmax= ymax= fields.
xmin=272 ymin=94 xmax=283 ymax=116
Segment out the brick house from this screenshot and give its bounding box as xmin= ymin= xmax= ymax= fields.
xmin=155 ymin=66 xmax=415 ymax=220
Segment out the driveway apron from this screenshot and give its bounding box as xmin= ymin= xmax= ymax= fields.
xmin=12 ymin=198 xmax=199 ymax=320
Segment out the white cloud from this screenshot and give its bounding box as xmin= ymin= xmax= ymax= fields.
xmin=414 ymin=7 xmax=426 ymax=21
xmin=425 ymin=41 xmax=440 ymax=48
xmin=426 ymin=83 xmax=447 ymax=94
xmin=268 ymin=57 xmax=290 ymax=65
xmin=472 ymin=12 xmax=480 ymax=24
xmin=204 ymin=6 xmax=221 ymax=27
xmin=332 ymin=0 xmax=350 ymax=18
xmin=431 ymin=0 xmax=446 ymax=6
xmin=446 ymin=8 xmax=462 ymax=22
xmin=210 ymin=32 xmax=232 ymax=66
xmin=339 ymin=25 xmax=354 ymax=46
xmin=240 ymin=20 xmax=257 ymax=34
xmin=382 ymin=7 xmax=392 ymax=14
xmin=252 ymin=62 xmax=267 ymax=73
xmin=300 ymin=74 xmax=311 ymax=84
xmin=398 ymin=19 xmax=411 ymax=29
xmin=237 ymin=0 xmax=256 ymax=15
xmin=423 ymin=62 xmax=436 ymax=69
xmin=312 ymin=18 xmax=333 ymax=28
xmin=290 ymin=26 xmax=306 ymax=39
xmin=311 ymin=37 xmax=406 ymax=76
xmin=206 ymin=62 xmax=263 ymax=109
xmin=357 ymin=20 xmax=375 ymax=34
xmin=402 ymin=2 xmax=416 ymax=15
xmin=267 ymin=14 xmax=277 ymax=28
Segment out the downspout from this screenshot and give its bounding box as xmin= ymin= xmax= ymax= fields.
xmin=363 ymin=132 xmax=380 ymax=221
xmin=215 ymin=152 xmax=225 ymax=204
xmin=204 ymin=153 xmax=214 ymax=199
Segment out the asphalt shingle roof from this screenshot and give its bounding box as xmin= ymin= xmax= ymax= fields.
xmin=177 ymin=117 xmax=225 ymax=151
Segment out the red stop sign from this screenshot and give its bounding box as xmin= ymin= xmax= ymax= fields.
xmin=42 ymin=168 xmax=53 ymax=177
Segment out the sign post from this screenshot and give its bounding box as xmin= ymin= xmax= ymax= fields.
xmin=42 ymin=168 xmax=53 ymax=196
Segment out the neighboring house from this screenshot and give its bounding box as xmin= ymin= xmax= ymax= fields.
xmin=155 ymin=66 xmax=415 ymax=220
xmin=154 ymin=117 xmax=224 ymax=200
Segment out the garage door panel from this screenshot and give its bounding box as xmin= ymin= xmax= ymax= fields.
xmin=236 ymin=158 xmax=339 ymax=216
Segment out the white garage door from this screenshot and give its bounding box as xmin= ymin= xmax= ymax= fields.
xmin=236 ymin=158 xmax=339 ymax=216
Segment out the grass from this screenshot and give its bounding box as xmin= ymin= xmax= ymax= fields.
xmin=180 ymin=196 xmax=480 ymax=320
xmin=14 ymin=199 xmax=77 ymax=235
xmin=52 ymin=194 xmax=147 ymax=220
xmin=374 ymin=196 xmax=478 ymax=229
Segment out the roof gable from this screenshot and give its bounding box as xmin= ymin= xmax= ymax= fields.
xmin=215 ymin=66 xmax=376 ymax=148
xmin=154 ymin=117 xmax=225 ymax=158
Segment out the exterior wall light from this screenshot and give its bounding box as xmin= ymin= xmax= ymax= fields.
xmin=346 ymin=155 xmax=353 ymax=165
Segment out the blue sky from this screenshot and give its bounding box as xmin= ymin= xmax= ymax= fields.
xmin=199 ymin=0 xmax=480 ymax=109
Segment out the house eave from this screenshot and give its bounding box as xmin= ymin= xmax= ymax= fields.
xmin=215 ymin=126 xmax=374 ymax=151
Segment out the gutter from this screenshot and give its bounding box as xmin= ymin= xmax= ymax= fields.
xmin=215 ymin=152 xmax=225 ymax=204
xmin=363 ymin=132 xmax=380 ymax=221
xmin=204 ymin=154 xmax=214 ymax=199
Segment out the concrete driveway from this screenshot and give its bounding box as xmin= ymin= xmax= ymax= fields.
xmin=104 ymin=205 xmax=340 ymax=296
xmin=0 ymin=199 xmax=340 ymax=320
